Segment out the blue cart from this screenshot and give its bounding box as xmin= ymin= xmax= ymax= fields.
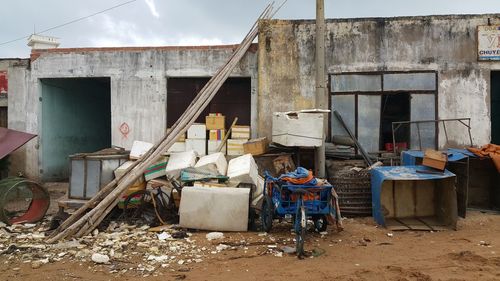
xmin=261 ymin=173 xmax=336 ymax=257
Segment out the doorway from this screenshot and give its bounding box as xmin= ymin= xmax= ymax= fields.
xmin=380 ymin=93 xmax=411 ymax=150
xmin=492 ymin=71 xmax=500 ymax=144
xmin=40 ymin=78 xmax=111 ymax=181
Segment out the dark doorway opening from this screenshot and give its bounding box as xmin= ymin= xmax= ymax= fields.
xmin=166 ymin=77 xmax=251 ymax=128
xmin=491 ymin=71 xmax=500 ymax=145
xmin=380 ymin=93 xmax=410 ymax=150
xmin=40 ymin=78 xmax=111 ymax=181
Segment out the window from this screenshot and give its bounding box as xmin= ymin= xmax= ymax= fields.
xmin=330 ymin=72 xmax=437 ymax=153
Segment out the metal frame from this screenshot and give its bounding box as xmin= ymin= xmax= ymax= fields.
xmin=391 ymin=118 xmax=473 ymax=152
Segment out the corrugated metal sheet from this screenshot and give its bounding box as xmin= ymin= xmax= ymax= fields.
xmin=0 ymin=128 xmax=37 ymax=160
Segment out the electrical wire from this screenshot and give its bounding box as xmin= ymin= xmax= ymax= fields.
xmin=0 ymin=0 xmax=138 ymax=47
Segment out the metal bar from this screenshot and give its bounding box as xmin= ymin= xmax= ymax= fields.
xmin=333 ymin=110 xmax=373 ymax=166
xmin=443 ymin=120 xmax=449 ymax=146
xmin=416 ymin=123 xmax=422 ymax=150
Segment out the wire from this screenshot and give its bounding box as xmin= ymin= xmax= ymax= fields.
xmin=0 ymin=0 xmax=138 ymax=47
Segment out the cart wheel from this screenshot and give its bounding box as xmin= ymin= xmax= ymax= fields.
xmin=261 ymin=195 xmax=273 ymax=232
xmin=313 ymin=215 xmax=328 ymax=232
xmin=295 ymin=205 xmax=306 ymax=258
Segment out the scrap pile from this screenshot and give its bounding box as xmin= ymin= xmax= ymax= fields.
xmin=47 ymin=3 xmax=277 ymax=243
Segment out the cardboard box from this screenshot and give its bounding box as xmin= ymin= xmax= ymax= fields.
xmin=167 ymin=128 xmax=186 ymax=142
xmin=167 ymin=141 xmax=186 ymax=153
xmin=206 ymin=114 xmax=225 ymax=130
xmin=130 ymin=140 xmax=154 ymax=160
xmin=232 ymin=125 xmax=251 ymax=139
xmin=422 ymin=149 xmax=447 ymax=170
xmin=144 ymin=156 xmax=169 ymax=181
xmin=187 ymin=123 xmax=206 ymax=139
xmin=272 ymin=111 xmax=324 ymax=147
xmin=243 ymin=137 xmax=268 ymax=156
xmin=186 ymin=139 xmax=206 ymax=156
xmin=208 ymin=140 xmax=226 ymax=154
xmin=227 ymin=139 xmax=248 ymax=156
xmin=209 ymin=129 xmax=225 ymax=140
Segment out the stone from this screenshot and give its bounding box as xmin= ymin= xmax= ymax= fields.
xmin=91 ymin=253 xmax=110 ymax=264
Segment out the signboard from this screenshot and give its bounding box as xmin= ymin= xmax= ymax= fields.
xmin=478 ymin=25 xmax=500 ymax=61
xmin=0 ymin=71 xmax=6 ymax=95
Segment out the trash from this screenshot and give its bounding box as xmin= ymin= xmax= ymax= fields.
xmin=194 ymin=152 xmax=228 ymax=175
xmin=209 ymin=129 xmax=225 ymax=141
xmin=157 ymin=232 xmax=172 ymax=241
xmin=281 ymin=246 xmax=296 ymax=254
xmin=186 ymin=139 xmax=206 ymax=156
xmin=205 ymin=232 xmax=225 ymax=241
xmin=144 ymin=156 xmax=169 ymax=181
xmin=91 ymin=253 xmax=110 ymax=264
xmin=187 ymin=123 xmax=206 ymax=139
xmin=130 ymin=140 xmax=154 ymax=160
xmin=206 ymin=114 xmax=225 ymax=130
xmin=147 ymin=255 xmax=170 ymax=262
xmin=387 ymin=233 xmax=394 ymax=237
xmin=165 ymin=150 xmax=197 ymax=179
xmin=171 ymin=231 xmax=188 ymax=239
xmin=180 ymin=186 xmax=250 ymax=232
xmin=216 ymin=244 xmax=229 ymax=251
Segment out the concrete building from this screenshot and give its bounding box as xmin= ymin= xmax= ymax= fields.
xmin=7 ymin=13 xmax=500 ymax=181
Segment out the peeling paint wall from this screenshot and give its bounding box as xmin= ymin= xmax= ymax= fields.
xmin=258 ymin=15 xmax=500 ymax=146
xmin=9 ymin=47 xmax=257 ymax=180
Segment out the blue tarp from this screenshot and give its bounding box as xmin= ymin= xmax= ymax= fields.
xmin=401 ymin=149 xmax=476 ymax=166
xmin=371 ymin=165 xmax=456 ymax=226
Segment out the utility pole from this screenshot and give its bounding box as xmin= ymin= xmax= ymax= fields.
xmin=315 ymin=0 xmax=327 ymax=178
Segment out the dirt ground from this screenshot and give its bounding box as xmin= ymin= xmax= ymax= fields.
xmin=1 ymin=185 xmax=500 ymax=281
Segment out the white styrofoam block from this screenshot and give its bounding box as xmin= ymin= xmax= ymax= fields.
xmin=179 ymin=186 xmax=249 ymax=231
xmin=114 ymin=161 xmax=144 ymax=183
xmin=130 ymin=140 xmax=154 ymax=159
xmin=208 ymin=140 xmax=226 ymax=154
xmin=194 ymin=152 xmax=228 ymax=175
xmin=165 ymin=150 xmax=197 ymax=179
xmin=167 ymin=142 xmax=186 ymax=153
xmin=187 ymin=123 xmax=207 ymax=139
xmin=227 ymin=154 xmax=260 ymax=186
xmin=185 ymin=139 xmax=206 ymax=156
xmin=272 ymin=112 xmax=324 ymax=147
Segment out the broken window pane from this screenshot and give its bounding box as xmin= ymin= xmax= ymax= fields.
xmin=331 ymin=74 xmax=382 ymax=92
xmin=383 ymin=73 xmax=436 ymax=91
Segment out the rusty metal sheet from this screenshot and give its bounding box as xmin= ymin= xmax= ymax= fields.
xmin=0 ymin=71 xmax=6 ymax=95
xmin=0 ymin=127 xmax=37 ymax=159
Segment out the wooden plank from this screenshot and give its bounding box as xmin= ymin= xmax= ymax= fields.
xmin=415 ymin=180 xmax=435 ymax=217
xmin=385 ymin=218 xmax=410 ymax=231
xmin=394 ymin=181 xmax=415 ymax=218
xmin=397 ymin=218 xmax=432 ymax=231
xmin=380 ymin=181 xmax=395 ymax=218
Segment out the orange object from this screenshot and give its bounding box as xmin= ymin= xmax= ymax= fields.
xmin=281 ymin=170 xmax=315 ymax=185
xmin=468 ymin=144 xmax=500 ymax=172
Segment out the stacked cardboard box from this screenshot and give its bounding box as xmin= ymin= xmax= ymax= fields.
xmin=186 ymin=123 xmax=207 ymax=156
xmin=206 ymin=113 xmax=226 ymax=154
xmin=228 ymin=125 xmax=250 ymax=156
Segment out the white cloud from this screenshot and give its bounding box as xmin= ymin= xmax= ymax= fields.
xmin=144 ymin=0 xmax=160 ymax=18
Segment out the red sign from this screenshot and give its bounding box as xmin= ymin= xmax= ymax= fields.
xmin=0 ymin=71 xmax=7 ymax=95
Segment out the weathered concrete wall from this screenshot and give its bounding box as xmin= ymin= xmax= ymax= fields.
xmin=10 ymin=46 xmax=257 ymax=180
xmin=258 ymin=15 xmax=500 ymax=147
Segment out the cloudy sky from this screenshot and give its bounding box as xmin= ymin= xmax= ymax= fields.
xmin=1 ymin=0 xmax=499 ymax=58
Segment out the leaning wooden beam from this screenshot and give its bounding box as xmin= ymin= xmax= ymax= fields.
xmin=47 ymin=3 xmax=275 ymax=243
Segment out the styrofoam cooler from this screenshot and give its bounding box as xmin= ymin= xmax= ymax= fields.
xmin=165 ymin=150 xmax=197 ymax=179
xmin=179 ymin=186 xmax=250 ymax=231
xmin=186 ymin=139 xmax=206 ymax=156
xmin=194 ymin=152 xmax=228 ymax=175
xmin=130 ymin=140 xmax=154 ymax=159
xmin=227 ymin=154 xmax=260 ymax=186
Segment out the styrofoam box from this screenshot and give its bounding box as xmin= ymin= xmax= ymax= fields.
xmin=231 ymin=125 xmax=251 ymax=139
xmin=114 ymin=161 xmax=144 ymax=184
xmin=167 ymin=142 xmax=186 ymax=153
xmin=185 ymin=139 xmax=206 ymax=156
xmin=272 ymin=112 xmax=324 ymax=147
xmin=227 ymin=139 xmax=248 ymax=156
xmin=130 ymin=140 xmax=154 ymax=159
xmin=194 ymin=152 xmax=228 ymax=175
xmin=187 ymin=123 xmax=207 ymax=139
xmin=208 ymin=140 xmax=226 ymax=154
xmin=227 ymin=154 xmax=260 ymax=186
xmin=179 ymin=186 xmax=249 ymax=231
xmin=165 ymin=150 xmax=197 ymax=179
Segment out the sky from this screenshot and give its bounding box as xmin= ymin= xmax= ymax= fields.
xmin=0 ymin=0 xmax=499 ymax=58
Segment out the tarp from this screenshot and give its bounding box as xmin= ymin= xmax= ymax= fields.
xmin=401 ymin=148 xmax=476 ymax=166
xmin=0 ymin=128 xmax=37 ymax=160
xmin=468 ymin=144 xmax=500 ymax=172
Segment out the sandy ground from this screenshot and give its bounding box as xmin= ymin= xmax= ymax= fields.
xmin=1 ymin=184 xmax=500 ymax=281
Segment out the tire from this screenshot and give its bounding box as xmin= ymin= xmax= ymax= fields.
xmin=313 ymin=215 xmax=328 ymax=232
xmin=295 ymin=205 xmax=306 ymax=258
xmin=260 ymin=195 xmax=273 ymax=232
